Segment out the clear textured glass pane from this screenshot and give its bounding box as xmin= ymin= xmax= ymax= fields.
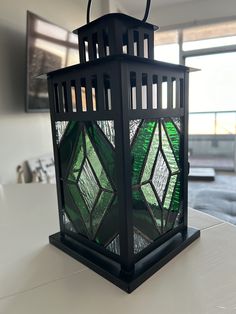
xmin=106 ymin=234 xmax=120 ymax=255
xmin=63 ymin=212 xmax=76 ymax=233
xmin=129 ymin=120 xmax=142 ymax=144
xmin=78 ymin=159 xmax=100 ymax=212
xmin=172 ymin=117 xmax=181 ymax=132
xmin=161 ymin=125 xmax=179 ymax=173
xmin=152 ymin=151 xmax=169 ymax=202
xmin=134 ymin=228 xmax=152 ymax=254
xmin=97 ymin=120 xmax=115 ymax=147
xmin=164 ymin=175 xmax=177 ymax=209
xmin=142 ymin=123 xmax=159 ymax=182
xmin=55 ymin=121 xmax=68 ymax=144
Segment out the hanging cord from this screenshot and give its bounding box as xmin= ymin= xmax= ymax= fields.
xmin=86 ymin=0 xmax=152 ymax=24
xmin=87 ymin=0 xmax=92 ymax=24
xmin=142 ymin=0 xmax=151 ymax=22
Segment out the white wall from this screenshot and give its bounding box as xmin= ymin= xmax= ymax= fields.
xmin=0 ymin=0 xmax=104 ymax=184
xmin=145 ymin=0 xmax=236 ymax=29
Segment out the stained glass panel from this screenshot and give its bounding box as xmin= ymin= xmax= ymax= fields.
xmin=130 ymin=118 xmax=183 ymax=253
xmin=62 ymin=121 xmax=118 ymax=251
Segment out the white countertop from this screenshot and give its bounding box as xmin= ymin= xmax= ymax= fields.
xmin=0 ymin=184 xmax=235 ymax=314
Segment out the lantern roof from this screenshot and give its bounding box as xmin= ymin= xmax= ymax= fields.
xmin=73 ymin=13 xmax=159 ymax=35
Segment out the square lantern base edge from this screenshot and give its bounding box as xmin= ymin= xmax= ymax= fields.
xmin=49 ymin=227 xmax=200 ymax=293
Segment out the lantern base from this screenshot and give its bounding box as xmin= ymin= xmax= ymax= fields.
xmin=49 ymin=227 xmax=200 ymax=293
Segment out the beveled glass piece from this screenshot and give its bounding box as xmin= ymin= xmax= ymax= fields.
xmin=55 ymin=121 xmax=68 ymax=144
xmin=97 ymin=120 xmax=115 ymax=147
xmin=129 ymin=120 xmax=142 ymax=144
xmin=152 ymin=150 xmax=169 ymax=202
xmin=78 ymin=158 xmax=100 ymax=212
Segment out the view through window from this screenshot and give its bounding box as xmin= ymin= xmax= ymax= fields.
xmin=154 ymin=20 xmax=236 ymax=171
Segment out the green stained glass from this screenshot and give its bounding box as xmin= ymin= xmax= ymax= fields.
xmin=86 ymin=122 xmax=116 ymax=186
xmin=131 ymin=120 xmax=156 ymax=185
xmin=171 ymin=176 xmax=181 ymax=212
xmin=67 ymin=182 xmax=91 ymax=236
xmin=92 ymin=191 xmax=114 ymax=236
xmin=141 ymin=183 xmax=162 ymax=230
xmin=85 ymin=131 xmax=113 ymax=191
xmin=59 ymin=122 xmax=80 ymax=179
xmin=132 ymin=188 xmax=160 ymax=240
xmin=95 ymin=196 xmax=119 ymax=246
xmin=161 ymin=124 xmax=179 ymax=173
xmin=142 ymin=123 xmax=159 ymax=183
xmin=68 ymin=133 xmax=84 ymax=181
xmin=78 ymin=159 xmax=100 ymax=212
xmin=164 ymin=120 xmax=180 ymax=163
xmin=164 ymin=175 xmax=177 ymax=209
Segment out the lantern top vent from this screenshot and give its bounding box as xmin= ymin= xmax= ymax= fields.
xmin=73 ymin=13 xmax=159 ymax=63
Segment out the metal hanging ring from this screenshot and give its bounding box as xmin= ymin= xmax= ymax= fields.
xmin=87 ymin=0 xmax=152 ymax=24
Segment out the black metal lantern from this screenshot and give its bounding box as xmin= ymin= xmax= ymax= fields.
xmin=47 ymin=4 xmax=200 ymax=293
